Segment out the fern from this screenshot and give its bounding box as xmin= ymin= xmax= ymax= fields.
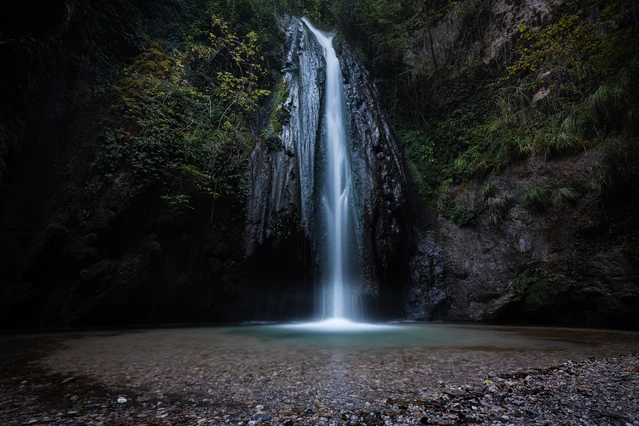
xmin=518 ymin=185 xmax=552 ymax=213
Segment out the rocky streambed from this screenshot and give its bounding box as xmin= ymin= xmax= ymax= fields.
xmin=1 ymin=324 xmax=638 ymax=425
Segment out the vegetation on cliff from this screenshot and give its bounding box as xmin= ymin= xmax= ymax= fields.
xmin=302 ymin=0 xmax=639 ymax=323
xmin=1 ymin=0 xmax=638 ymax=327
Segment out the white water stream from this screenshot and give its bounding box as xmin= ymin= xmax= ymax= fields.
xmin=302 ymin=18 xmax=354 ymax=324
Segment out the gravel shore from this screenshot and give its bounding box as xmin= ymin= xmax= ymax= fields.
xmin=1 ymin=325 xmax=638 ymax=425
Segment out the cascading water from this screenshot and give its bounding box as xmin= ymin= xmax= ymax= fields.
xmin=245 ymin=16 xmax=407 ymax=330
xmin=302 ymin=18 xmax=355 ymax=324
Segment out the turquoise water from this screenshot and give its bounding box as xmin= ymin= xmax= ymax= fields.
xmin=222 ymin=321 xmax=588 ymax=350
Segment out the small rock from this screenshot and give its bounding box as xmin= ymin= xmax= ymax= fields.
xmin=26 ymin=420 xmax=39 ymax=425
xmin=83 ymin=404 xmax=101 ymax=409
xmin=117 ymin=397 xmax=127 ymax=404
xmin=255 ymin=404 xmax=264 ymax=411
xmin=61 ymin=377 xmax=75 ymax=385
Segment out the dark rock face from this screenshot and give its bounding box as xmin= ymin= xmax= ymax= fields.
xmin=0 ymin=2 xmax=315 ymax=329
xmin=335 ymin=39 xmax=409 ymax=297
xmin=406 ymin=148 xmax=639 ymax=328
xmin=244 ymin=17 xmax=324 ymax=256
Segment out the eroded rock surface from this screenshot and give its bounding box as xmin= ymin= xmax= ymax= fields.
xmin=407 ymin=148 xmax=639 ymax=327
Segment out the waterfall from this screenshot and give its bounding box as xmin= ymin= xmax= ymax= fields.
xmin=302 ymin=18 xmax=352 ymax=320
xmin=244 ymin=17 xmax=407 ymax=326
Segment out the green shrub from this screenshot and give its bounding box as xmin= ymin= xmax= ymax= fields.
xmin=82 ymin=259 xmax=117 ymax=282
xmin=44 ymin=222 xmax=69 ymax=241
xmin=512 ymin=266 xmax=551 ymax=312
xmin=518 ymin=185 xmax=552 ymax=213
xmin=144 ymin=240 xmax=162 ymax=255
xmin=441 ymin=196 xmax=476 ymax=227
xmin=481 ymin=181 xmax=509 ymax=224
xmin=91 ymin=12 xmax=271 ymax=214
xmin=555 ymin=187 xmax=580 ymax=202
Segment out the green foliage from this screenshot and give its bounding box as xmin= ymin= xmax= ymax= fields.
xmin=556 ymin=187 xmax=580 ymax=203
xmin=440 ymin=182 xmax=476 ymax=226
xmin=144 ymin=240 xmax=163 ymax=255
xmin=512 ymin=266 xmax=551 ymax=312
xmin=342 ymin=0 xmax=637 ymax=206
xmin=44 ymin=222 xmax=69 ymax=241
xmin=518 ymin=185 xmax=552 ymax=213
xmin=442 ymin=199 xmax=476 ymax=226
xmin=481 ymin=182 xmax=509 ymax=224
xmin=518 ymin=185 xmax=580 ymax=212
xmin=92 ymin=12 xmax=271 ymax=213
xmin=509 ymin=1 xmax=636 ymax=95
xmin=400 ymin=129 xmax=438 ymax=198
xmin=82 ymin=259 xmax=117 ymax=282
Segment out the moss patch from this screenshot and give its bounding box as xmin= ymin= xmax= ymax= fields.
xmin=44 ymin=222 xmax=69 ymax=241
xmin=261 ymin=77 xmax=289 ymax=152
xmin=82 ymin=258 xmax=117 ymax=282
xmin=512 ymin=266 xmax=552 ymax=312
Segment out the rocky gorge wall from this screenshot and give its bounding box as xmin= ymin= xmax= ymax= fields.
xmin=407 ymin=148 xmax=639 ymax=328
xmin=0 ymin=1 xmax=311 ymax=328
xmin=0 ymin=0 xmax=636 ymax=330
xmin=400 ymin=0 xmax=639 ymax=328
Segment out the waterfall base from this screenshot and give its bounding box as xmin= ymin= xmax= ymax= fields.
xmin=282 ymin=318 xmax=395 ymax=332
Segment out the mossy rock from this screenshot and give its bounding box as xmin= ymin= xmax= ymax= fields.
xmin=67 ymin=246 xmax=101 ymax=263
xmin=81 ymin=259 xmax=117 ymax=282
xmin=441 ymin=197 xmax=476 ymax=226
xmin=275 ymin=106 xmax=291 ymax=127
xmin=174 ymin=232 xmax=194 ymax=246
xmin=144 ymin=240 xmax=162 ymax=255
xmin=264 ymin=129 xmax=282 ymax=151
xmin=81 ymin=233 xmax=98 ymax=245
xmin=44 ymin=222 xmax=69 ymax=241
xmin=512 ymin=266 xmax=552 ymax=312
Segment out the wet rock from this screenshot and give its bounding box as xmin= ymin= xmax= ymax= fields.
xmin=244 ymin=17 xmax=324 ymax=255
xmin=334 ymin=37 xmax=408 ymax=294
xmin=83 ymin=404 xmax=102 ymax=409
xmin=257 ymin=413 xmax=271 ymax=422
